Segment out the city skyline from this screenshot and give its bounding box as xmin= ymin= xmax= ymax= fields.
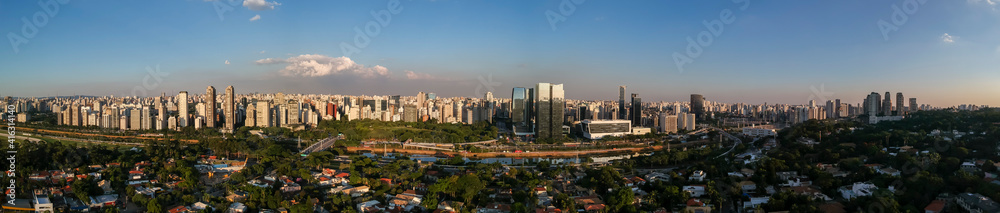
xmin=2 ymin=1 xmax=999 ymax=107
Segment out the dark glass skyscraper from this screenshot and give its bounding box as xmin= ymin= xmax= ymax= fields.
xmin=631 ymin=93 xmax=642 ymax=127
xmin=691 ymin=94 xmax=704 ymax=119
xmin=535 ymin=83 xmax=564 ymax=139
xmin=619 ymin=86 xmax=627 ymax=120
xmin=511 ymin=87 xmax=534 ymax=134
xmin=896 ymin=92 xmax=904 ymax=116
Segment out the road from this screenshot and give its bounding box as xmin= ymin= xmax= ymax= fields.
xmin=300 ymin=136 xmax=340 ymax=155
xmin=713 ymin=127 xmax=743 ymax=159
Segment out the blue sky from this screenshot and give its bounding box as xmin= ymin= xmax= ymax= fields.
xmin=1 ymin=0 xmax=998 ymax=107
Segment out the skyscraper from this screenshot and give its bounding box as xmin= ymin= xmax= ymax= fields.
xmin=205 ymin=86 xmax=216 ymax=128
xmin=882 ymin=92 xmax=891 ymax=116
xmin=834 ymin=99 xmax=841 ymax=118
xmin=825 ymin=100 xmax=834 ymax=119
xmin=631 ymin=93 xmax=642 ymax=126
xmin=691 ymin=94 xmax=705 ymax=119
xmin=178 ymin=91 xmax=188 ymax=127
xmin=224 ymin=85 xmax=235 ymax=131
xmin=256 ymin=101 xmax=271 ymax=127
xmin=896 ymin=92 xmax=904 ymax=116
xmin=619 ymin=86 xmax=627 ymax=120
xmin=511 ymin=87 xmax=527 ymax=124
xmin=909 ymin=98 xmax=917 ymax=113
xmin=417 ymin=92 xmax=426 ymax=108
xmin=535 ymin=83 xmax=564 ymax=140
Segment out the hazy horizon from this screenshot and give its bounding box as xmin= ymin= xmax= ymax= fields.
xmin=2 ymin=1 xmax=998 ymax=107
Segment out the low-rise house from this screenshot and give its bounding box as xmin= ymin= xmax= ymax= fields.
xmin=956 ymin=193 xmax=999 ymax=213
xmin=684 ymin=185 xmax=706 ymax=197
xmin=924 ymin=199 xmax=945 ymax=213
xmin=227 ymin=202 xmax=247 ymax=213
xmin=689 ymin=170 xmax=706 ymax=182
xmin=838 ymin=182 xmax=877 ymax=200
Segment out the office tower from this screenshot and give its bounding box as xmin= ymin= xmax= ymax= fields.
xmin=327 ymin=103 xmax=337 ymax=118
xmin=141 ymin=106 xmax=151 ymax=130
xmin=205 ymin=86 xmax=216 ymax=128
xmin=511 ymin=87 xmax=526 ymax=124
xmin=178 ymin=91 xmax=188 ymax=127
xmin=882 ymin=92 xmax=891 ymax=116
xmin=896 ymin=92 xmax=904 ymax=116
xmin=825 ymin=100 xmax=834 ymax=119
xmin=535 ymin=83 xmax=564 ymax=139
xmin=129 ymin=108 xmax=141 ymax=130
xmin=631 ymin=93 xmax=642 ymax=126
xmin=865 ymin=92 xmax=878 ymax=115
xmin=619 ymin=86 xmax=627 ymax=120
xmin=659 ymin=113 xmax=678 ymax=134
xmin=686 ymin=113 xmax=696 ymax=130
xmin=245 ymin=102 xmax=256 ymax=127
xmin=403 ymin=104 xmax=417 ymax=122
xmin=909 ymin=98 xmax=917 ymax=113
xmin=224 ymin=86 xmax=235 ymax=131
xmin=287 ymin=99 xmax=300 ymax=125
xmin=155 ymin=96 xmax=165 ymax=121
xmin=691 ymin=94 xmax=705 ymax=119
xmin=873 ymin=92 xmax=882 ymax=115
xmin=417 ymin=92 xmax=426 ymax=107
xmin=835 ymin=99 xmax=841 ymax=118
xmin=120 ymin=115 xmax=128 ymax=131
xmin=256 ymin=101 xmax=271 ymax=127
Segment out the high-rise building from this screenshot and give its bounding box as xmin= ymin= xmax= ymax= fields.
xmin=825 ymin=100 xmax=834 ymax=119
xmin=224 ymin=86 xmax=235 ymax=131
xmin=256 ymin=101 xmax=271 ymax=127
xmin=896 ymin=92 xmax=904 ymax=116
xmin=619 ymin=86 xmax=627 ymax=120
xmin=691 ymin=94 xmax=705 ymax=119
xmin=834 ymin=99 xmax=841 ymax=118
xmin=129 ymin=108 xmax=141 ymax=130
xmin=417 ymin=92 xmax=426 ymax=107
xmin=535 ymin=83 xmax=564 ymax=139
xmin=511 ymin=87 xmax=534 ymax=134
xmin=245 ymin=101 xmax=256 ymax=127
xmin=909 ymin=98 xmax=917 ymax=113
xmin=658 ymin=113 xmax=677 ymax=134
xmin=178 ymin=91 xmax=188 ymax=127
xmin=630 ymin=93 xmax=642 ymax=127
xmin=205 ymin=86 xmax=216 ymax=128
xmin=882 ymin=92 xmax=891 ymax=116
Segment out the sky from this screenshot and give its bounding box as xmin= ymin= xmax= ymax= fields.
xmin=1 ymin=0 xmax=998 ymax=107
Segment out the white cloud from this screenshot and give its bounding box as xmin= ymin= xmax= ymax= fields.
xmin=970 ymin=0 xmax=997 ymax=6
xmin=225 ymin=60 xmax=230 ymax=65
xmin=259 ymin=50 xmax=266 ymax=54
xmin=243 ymin=0 xmax=280 ymax=11
xmin=404 ymin=70 xmax=435 ymax=80
xmin=250 ymin=14 xmax=261 ymax=21
xmin=941 ymin=33 xmax=955 ymax=43
xmin=256 ymin=54 xmax=390 ymax=78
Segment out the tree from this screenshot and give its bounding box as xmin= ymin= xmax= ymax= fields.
xmin=146 ymin=198 xmax=163 ymax=213
xmin=606 ymin=187 xmax=635 ymax=212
